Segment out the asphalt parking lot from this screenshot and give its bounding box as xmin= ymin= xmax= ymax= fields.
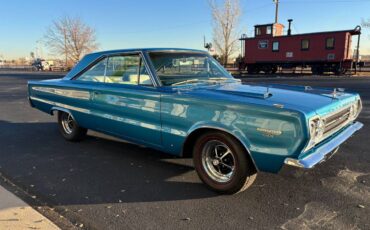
xmin=0 ymin=72 xmax=369 ymax=230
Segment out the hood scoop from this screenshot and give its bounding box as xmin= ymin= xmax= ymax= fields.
xmin=213 ymin=84 xmax=272 ymax=99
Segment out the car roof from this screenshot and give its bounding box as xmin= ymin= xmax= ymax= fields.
xmin=90 ymin=48 xmax=207 ymax=56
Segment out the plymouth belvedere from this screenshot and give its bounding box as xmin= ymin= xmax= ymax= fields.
xmin=28 ymin=48 xmax=363 ymax=194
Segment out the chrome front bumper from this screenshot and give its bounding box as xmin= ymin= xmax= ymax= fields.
xmin=284 ymin=122 xmax=363 ymax=168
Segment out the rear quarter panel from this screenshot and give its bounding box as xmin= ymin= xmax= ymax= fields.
xmin=28 ymin=79 xmax=95 ymax=128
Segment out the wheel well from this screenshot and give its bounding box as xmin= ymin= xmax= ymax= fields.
xmin=50 ymin=107 xmax=70 ymax=116
xmin=182 ymin=128 xmax=257 ymax=171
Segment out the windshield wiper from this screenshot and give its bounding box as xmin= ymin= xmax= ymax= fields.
xmin=171 ymin=77 xmax=235 ymax=86
xmin=171 ymin=79 xmax=202 ymax=86
xmin=207 ymin=77 xmax=230 ymax=81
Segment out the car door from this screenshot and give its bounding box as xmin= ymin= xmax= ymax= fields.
xmin=75 ymin=52 xmax=162 ymax=147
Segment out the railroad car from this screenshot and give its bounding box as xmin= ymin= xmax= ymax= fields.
xmin=239 ymin=20 xmax=361 ymax=75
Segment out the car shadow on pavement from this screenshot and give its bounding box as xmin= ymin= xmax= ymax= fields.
xmin=0 ymin=120 xmax=217 ymax=206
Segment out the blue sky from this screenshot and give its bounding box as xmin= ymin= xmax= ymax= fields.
xmin=0 ymin=0 xmax=369 ymax=59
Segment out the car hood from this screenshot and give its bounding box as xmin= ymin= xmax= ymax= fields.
xmin=195 ymin=82 xmax=359 ymax=115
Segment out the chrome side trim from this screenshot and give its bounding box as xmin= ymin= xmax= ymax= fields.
xmin=30 ymin=96 xmax=91 ymax=114
xmin=30 ymin=96 xmax=162 ymax=132
xmin=285 ymin=122 xmax=363 ymax=168
xmin=183 ymin=126 xmax=259 ymax=171
xmin=31 ymin=87 xmax=90 ymax=100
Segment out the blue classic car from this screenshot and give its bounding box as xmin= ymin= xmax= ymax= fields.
xmin=28 ymin=48 xmax=363 ymax=194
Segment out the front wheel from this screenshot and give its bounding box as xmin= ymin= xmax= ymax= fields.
xmin=57 ymin=111 xmax=87 ymax=141
xmin=193 ymin=131 xmax=257 ymax=194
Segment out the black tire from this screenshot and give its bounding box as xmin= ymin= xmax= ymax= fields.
xmin=193 ymin=131 xmax=257 ymax=194
xmin=271 ymin=66 xmax=278 ymax=74
xmin=247 ymin=65 xmax=258 ymax=74
xmin=262 ymin=65 xmax=273 ymax=74
xmin=334 ymin=66 xmax=346 ymax=75
xmin=57 ymin=111 xmax=87 ymax=141
xmin=311 ymin=65 xmax=324 ymax=75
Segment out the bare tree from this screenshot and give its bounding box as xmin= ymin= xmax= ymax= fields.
xmin=362 ymin=18 xmax=370 ymax=28
xmin=209 ymin=0 xmax=241 ymax=65
xmin=44 ymin=16 xmax=98 ymax=67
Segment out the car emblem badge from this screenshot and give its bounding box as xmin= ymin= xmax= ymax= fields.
xmin=257 ymin=128 xmax=282 ymax=137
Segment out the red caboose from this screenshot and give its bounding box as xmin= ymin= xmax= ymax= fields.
xmin=239 ymin=20 xmax=361 ymax=75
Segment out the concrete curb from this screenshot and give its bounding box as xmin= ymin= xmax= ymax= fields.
xmin=0 ymin=185 xmax=60 ymax=230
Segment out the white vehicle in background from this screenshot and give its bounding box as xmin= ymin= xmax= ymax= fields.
xmin=32 ymin=59 xmax=54 ymax=71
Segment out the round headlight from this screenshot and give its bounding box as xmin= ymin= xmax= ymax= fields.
xmin=309 ymin=120 xmax=317 ymax=137
xmin=315 ymin=119 xmax=325 ymax=140
xmin=349 ymin=102 xmax=359 ymax=119
xmin=309 ymin=117 xmax=324 ymax=141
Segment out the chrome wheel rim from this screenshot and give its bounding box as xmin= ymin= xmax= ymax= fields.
xmin=61 ymin=113 xmax=74 ymax=134
xmin=201 ymin=140 xmax=235 ymax=183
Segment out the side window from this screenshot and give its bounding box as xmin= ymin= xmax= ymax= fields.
xmin=301 ymin=39 xmax=309 ymax=51
xmin=105 ymin=55 xmax=153 ymax=86
xmin=326 ymin=37 xmax=335 ymax=49
xmin=76 ymin=58 xmax=107 ymax=82
xmin=272 ymin=41 xmax=279 ymax=52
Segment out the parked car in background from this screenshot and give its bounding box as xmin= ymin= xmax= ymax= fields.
xmin=31 ymin=59 xmax=54 ymax=71
xmin=28 ymin=48 xmax=363 ymax=193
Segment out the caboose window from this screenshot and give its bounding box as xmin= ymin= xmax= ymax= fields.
xmin=301 ymin=39 xmax=310 ymax=51
xmin=326 ymin=38 xmax=335 ymax=49
xmin=272 ymin=41 xmax=279 ymax=52
xmin=266 ymin=26 xmax=272 ymax=35
xmin=256 ymin=27 xmax=261 ymax=36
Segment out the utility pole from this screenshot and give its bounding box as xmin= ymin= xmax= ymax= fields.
xmin=274 ymin=0 xmax=279 ymax=24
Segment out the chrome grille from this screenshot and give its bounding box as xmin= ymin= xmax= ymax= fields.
xmin=323 ymin=106 xmax=351 ymax=137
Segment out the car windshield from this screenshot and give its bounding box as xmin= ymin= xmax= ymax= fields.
xmin=148 ymin=52 xmax=235 ymax=86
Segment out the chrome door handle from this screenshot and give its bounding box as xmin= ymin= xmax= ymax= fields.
xmin=92 ymin=91 xmax=101 ymax=99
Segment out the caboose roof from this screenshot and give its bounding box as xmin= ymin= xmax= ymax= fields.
xmin=240 ymin=28 xmax=360 ymax=40
xmin=254 ymin=23 xmax=274 ymax=27
xmin=254 ymin=23 xmax=285 ymax=27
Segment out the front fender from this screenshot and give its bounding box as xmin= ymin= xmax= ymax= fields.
xmin=187 ymin=121 xmax=253 ymax=152
xmin=186 ymin=121 xmax=258 ymax=170
xmin=185 ymin=109 xmax=307 ymax=173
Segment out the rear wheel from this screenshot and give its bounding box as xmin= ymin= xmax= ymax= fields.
xmin=193 ymin=131 xmax=257 ymax=194
xmin=57 ymin=111 xmax=87 ymax=141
